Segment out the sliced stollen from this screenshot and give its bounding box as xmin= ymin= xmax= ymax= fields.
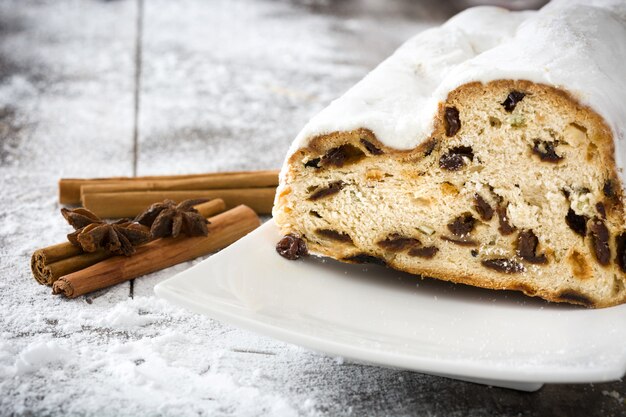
xmin=273 ymin=0 xmax=626 ymax=308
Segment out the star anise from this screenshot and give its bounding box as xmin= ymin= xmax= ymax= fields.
xmin=61 ymin=207 xmax=104 ymax=246
xmin=74 ymin=219 xmax=151 ymax=256
xmin=134 ymin=199 xmax=210 ymax=239
xmin=61 ymin=207 xmax=103 ymax=229
xmin=61 ymin=208 xmax=151 ymax=256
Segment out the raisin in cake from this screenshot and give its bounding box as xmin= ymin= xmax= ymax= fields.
xmin=273 ymin=0 xmax=626 ymax=308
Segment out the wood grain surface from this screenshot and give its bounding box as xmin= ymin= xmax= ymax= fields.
xmin=0 ymin=0 xmax=623 ymax=416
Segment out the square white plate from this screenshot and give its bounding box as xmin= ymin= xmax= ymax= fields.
xmin=155 ymin=220 xmax=626 ymax=392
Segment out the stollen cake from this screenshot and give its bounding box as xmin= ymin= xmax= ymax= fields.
xmin=273 ymin=0 xmax=626 ymax=308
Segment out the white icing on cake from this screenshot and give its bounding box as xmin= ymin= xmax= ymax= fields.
xmin=285 ymin=0 xmax=626 ymax=187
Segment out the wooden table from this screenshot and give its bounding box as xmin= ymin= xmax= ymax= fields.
xmin=1 ymin=0 xmax=624 ymax=415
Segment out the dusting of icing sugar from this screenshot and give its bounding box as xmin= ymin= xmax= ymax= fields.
xmin=285 ymin=0 xmax=626 ymax=187
xmin=0 ymin=297 xmax=298 ymax=417
xmin=12 ymin=340 xmax=72 ymax=376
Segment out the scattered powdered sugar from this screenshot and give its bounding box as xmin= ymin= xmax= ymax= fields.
xmin=602 ymin=390 xmax=625 ymax=404
xmin=96 ymin=299 xmax=163 ymax=330
xmin=81 ymin=305 xmax=296 ymax=417
xmin=11 ymin=340 xmax=72 ymax=376
xmin=0 ymin=297 xmax=300 ymax=416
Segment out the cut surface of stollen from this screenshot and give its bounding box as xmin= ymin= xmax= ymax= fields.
xmin=273 ymin=0 xmax=626 ymax=308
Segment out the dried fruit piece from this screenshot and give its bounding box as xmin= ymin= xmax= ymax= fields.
xmin=417 ymin=225 xmax=435 ymax=236
xmin=344 ymin=254 xmax=386 ymax=266
xmin=568 ymin=250 xmax=592 ymax=279
xmin=562 ymin=188 xmax=571 ymax=199
xmin=556 ymin=290 xmax=593 ymax=307
xmin=588 ymin=217 xmax=610 ymax=265
xmin=532 ymin=140 xmax=563 ymax=162
xmin=501 ymin=91 xmax=526 ymax=112
xmin=440 ymin=182 xmax=459 ymax=196
xmin=497 ymin=204 xmax=516 ymax=235
xmin=439 ymin=146 xmax=474 ymax=171
xmin=276 ymin=234 xmax=308 ymax=260
xmin=320 ymin=145 xmax=365 ymax=168
xmin=565 ymin=208 xmax=588 ymax=237
xmin=360 ymin=138 xmax=383 ymax=155
xmin=474 ymin=194 xmax=494 ymax=221
xmin=377 ymin=234 xmax=420 ymax=252
xmin=596 ymin=202 xmax=606 ymax=219
xmin=304 ymin=158 xmax=320 ymax=169
xmin=447 ymin=213 xmax=476 ymax=236
xmin=309 ymin=181 xmax=344 ymax=201
xmin=616 ymin=232 xmax=626 ymax=273
xmin=481 ymin=258 xmax=525 ymax=274
xmin=603 ymin=179 xmax=614 ymax=198
xmin=407 ymin=246 xmax=439 ymax=258
xmin=423 ymin=138 xmax=437 ymax=156
xmin=444 ymin=107 xmax=461 ymax=136
xmin=516 ymin=230 xmax=547 ymax=264
xmin=316 ymin=229 xmax=353 ymax=244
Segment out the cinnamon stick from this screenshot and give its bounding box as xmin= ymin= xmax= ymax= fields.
xmin=187 ymin=199 xmax=226 ymax=218
xmin=60 ymin=169 xmax=279 ymax=205
xmin=79 ymin=171 xmax=279 ymax=202
xmin=52 ymin=205 xmax=260 ymax=298
xmin=32 ymin=199 xmax=226 ymax=285
xmin=35 ymin=251 xmax=112 ymax=285
xmin=82 ymin=188 xmax=275 ymax=218
xmin=31 ymin=242 xmax=83 ymax=285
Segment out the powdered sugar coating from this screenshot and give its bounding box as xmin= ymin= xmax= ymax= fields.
xmin=286 ymin=0 xmax=626 ymax=187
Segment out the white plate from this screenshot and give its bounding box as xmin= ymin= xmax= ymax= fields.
xmin=155 ymin=220 xmax=626 ymax=391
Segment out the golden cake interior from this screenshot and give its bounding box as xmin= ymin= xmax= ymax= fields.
xmin=274 ymin=80 xmax=626 ymax=308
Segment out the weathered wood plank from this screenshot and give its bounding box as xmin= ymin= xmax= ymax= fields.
xmin=0 ymin=0 xmax=137 ymax=412
xmin=0 ymin=0 xmax=139 ymax=278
